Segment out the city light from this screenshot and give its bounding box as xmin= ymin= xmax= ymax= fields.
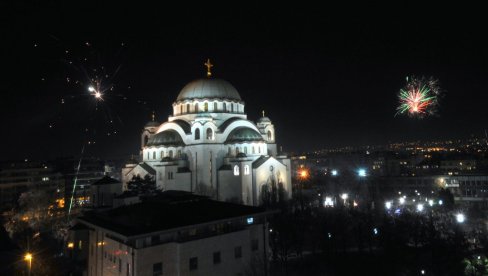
xmin=417 ymin=204 xmax=424 ymax=212
xmin=299 ymin=169 xmax=309 ymax=179
xmin=428 ymin=199 xmax=434 ymax=206
xmin=439 ymin=200 xmax=443 ymax=205
xmin=24 ymin=252 xmax=32 ymax=276
xmin=358 ymin=169 xmax=366 ymax=177
xmin=373 ymin=228 xmax=379 ymax=235
xmin=399 ymin=197 xmax=405 ymax=204
xmin=385 ymin=201 xmax=392 ymax=210
xmin=88 ymin=86 xmax=95 ymax=92
xmin=324 ymin=197 xmax=334 ymax=207
xmin=456 ymin=213 xmax=465 ymax=223
xmin=341 ymin=193 xmax=348 ymax=200
xmin=331 ymin=169 xmax=338 ymax=176
xmin=67 ymin=242 xmax=74 ymax=248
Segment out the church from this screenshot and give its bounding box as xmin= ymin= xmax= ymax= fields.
xmin=122 ymin=60 xmax=292 ymax=206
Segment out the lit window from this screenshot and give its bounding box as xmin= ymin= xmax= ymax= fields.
xmin=244 ymin=165 xmax=250 ymax=175
xmin=204 ymin=102 xmax=208 ymax=112
xmin=206 ymin=128 xmax=213 ymax=140
xmin=234 ymin=165 xmax=240 ymax=176
xmin=267 ymin=131 xmax=272 ymax=140
xmin=195 ymin=103 xmax=199 ymax=112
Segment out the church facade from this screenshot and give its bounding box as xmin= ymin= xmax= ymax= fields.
xmin=122 ymin=63 xmax=292 ymax=206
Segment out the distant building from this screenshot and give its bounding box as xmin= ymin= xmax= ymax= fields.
xmin=122 ymin=62 xmax=292 ymax=206
xmin=72 ymin=192 xmax=273 ymax=276
xmin=90 ymin=176 xmax=123 ymax=208
xmin=0 ymin=161 xmax=64 ymax=210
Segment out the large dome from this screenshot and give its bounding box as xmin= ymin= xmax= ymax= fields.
xmin=147 ymin=130 xmax=185 ymax=147
xmin=225 ymin=127 xmax=264 ymax=143
xmin=176 ymin=78 xmax=241 ymax=102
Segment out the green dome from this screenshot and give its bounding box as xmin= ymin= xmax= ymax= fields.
xmin=147 ymin=130 xmax=184 ymax=147
xmin=177 ymin=78 xmax=241 ymax=101
xmin=225 ymin=127 xmax=264 ymax=143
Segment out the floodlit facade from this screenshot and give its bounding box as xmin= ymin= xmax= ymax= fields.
xmin=122 ymin=65 xmax=292 ymax=206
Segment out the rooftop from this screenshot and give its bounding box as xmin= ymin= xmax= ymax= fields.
xmin=79 ymin=191 xmax=268 ymax=236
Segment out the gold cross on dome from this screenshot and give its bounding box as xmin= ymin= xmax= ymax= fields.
xmin=151 ymin=111 xmax=155 ymax=121
xmin=262 ymin=110 xmax=265 ymax=117
xmin=204 ymin=58 xmax=213 ymax=78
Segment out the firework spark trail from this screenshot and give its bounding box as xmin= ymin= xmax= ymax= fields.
xmin=68 ymin=145 xmax=85 ymax=219
xmin=395 ymin=76 xmax=440 ymax=118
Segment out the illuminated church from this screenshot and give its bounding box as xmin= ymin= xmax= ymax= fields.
xmin=122 ymin=60 xmax=292 ymax=206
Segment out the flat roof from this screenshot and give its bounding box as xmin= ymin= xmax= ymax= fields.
xmin=79 ymin=191 xmax=269 ymax=236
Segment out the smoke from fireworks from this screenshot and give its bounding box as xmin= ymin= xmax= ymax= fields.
xmin=395 ymin=76 xmax=440 ymax=118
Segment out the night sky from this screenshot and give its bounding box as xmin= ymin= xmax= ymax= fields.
xmin=1 ymin=3 xmax=487 ymax=161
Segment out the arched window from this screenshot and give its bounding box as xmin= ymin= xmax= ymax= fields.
xmin=244 ymin=147 xmax=248 ymax=154
xmin=147 ymin=152 xmax=150 ymax=159
xmin=160 ymin=151 xmax=164 ymax=159
xmin=153 ymin=151 xmax=156 ymax=159
xmin=177 ymin=150 xmax=181 ymax=158
xmin=204 ymin=102 xmax=208 ymax=112
xmin=169 ymin=150 xmax=173 ymax=158
xmin=195 ymin=103 xmax=199 ymax=112
xmin=234 ymin=165 xmax=240 ymax=176
xmin=236 ymin=147 xmax=239 ymax=154
xmin=144 ymin=136 xmax=148 ymax=146
xmin=244 ymin=165 xmax=250 ymax=175
xmin=195 ymin=128 xmax=200 ymax=140
xmin=258 ymin=146 xmax=261 ymax=154
xmin=231 ymin=103 xmax=234 ymax=113
xmin=252 ymin=146 xmax=255 ymax=154
xmin=206 ymin=128 xmax=213 ymax=140
xmin=267 ymin=131 xmax=272 ymax=140
xmin=226 ymin=103 xmax=230 ymax=111
xmin=186 ymin=103 xmax=190 ymax=113
xmin=228 ymin=147 xmax=232 ymax=156
xmin=214 ymin=102 xmax=218 ymax=111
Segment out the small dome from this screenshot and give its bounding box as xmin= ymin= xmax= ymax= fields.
xmin=147 ymin=130 xmax=185 ymax=147
xmin=257 ymin=117 xmax=271 ymax=123
xmin=225 ymin=127 xmax=264 ymax=143
xmin=177 ymin=79 xmax=241 ymax=102
xmin=145 ymin=121 xmax=160 ymax=128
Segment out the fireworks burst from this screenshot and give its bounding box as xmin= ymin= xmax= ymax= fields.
xmin=396 ymin=76 xmax=440 ymax=118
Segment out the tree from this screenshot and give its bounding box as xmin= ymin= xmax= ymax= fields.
xmin=127 ymin=175 xmax=159 ymax=195
xmin=438 ymin=188 xmax=455 ymax=210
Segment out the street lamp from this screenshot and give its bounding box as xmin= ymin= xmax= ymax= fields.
xmin=456 ymin=213 xmax=465 ymax=223
xmin=358 ymin=169 xmax=366 ymax=177
xmin=24 ymin=253 xmax=32 ymax=276
xmin=331 ymin=169 xmax=338 ymax=176
xmin=297 ymin=168 xmax=309 ymax=210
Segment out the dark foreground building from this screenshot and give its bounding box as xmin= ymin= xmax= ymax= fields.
xmin=70 ymin=191 xmax=273 ymax=276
